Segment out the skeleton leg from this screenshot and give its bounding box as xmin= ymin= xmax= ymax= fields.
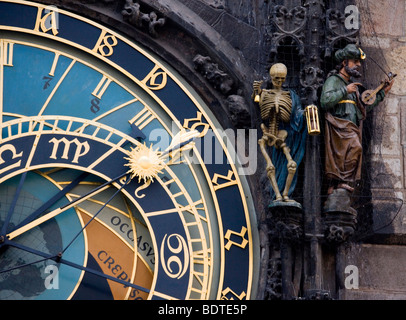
xmin=258 ymin=137 xmax=283 ymax=201
xmin=280 ymin=142 xmax=297 ymax=201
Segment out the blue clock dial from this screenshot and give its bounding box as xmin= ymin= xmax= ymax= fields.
xmin=0 ymin=171 xmax=85 ymax=300
xmin=0 ymin=0 xmax=258 ymax=301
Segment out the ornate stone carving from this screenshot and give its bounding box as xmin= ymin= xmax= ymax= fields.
xmin=270 ymin=5 xmax=308 ymax=56
xmin=193 ymin=54 xmax=235 ymax=95
xmin=304 ymin=289 xmax=332 ymax=300
xmin=226 ymin=95 xmax=251 ymax=129
xmin=300 ymin=66 xmax=325 ymax=104
xmin=265 ymin=258 xmax=282 ymax=300
xmin=268 ymin=204 xmax=303 ymax=245
xmin=193 ymin=55 xmax=251 ymax=129
xmin=122 ymin=0 xmax=166 ymax=37
xmin=325 ymin=8 xmax=359 ymax=57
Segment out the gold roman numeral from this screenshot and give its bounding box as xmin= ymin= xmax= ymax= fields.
xmin=128 ymin=106 xmax=156 ymax=130
xmin=92 ymin=75 xmax=112 ymax=99
xmin=48 ymin=52 xmax=60 ymax=76
xmin=1 ymin=41 xmax=14 ymax=67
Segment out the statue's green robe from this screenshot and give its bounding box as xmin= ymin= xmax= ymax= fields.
xmin=320 ymin=74 xmax=385 ymax=183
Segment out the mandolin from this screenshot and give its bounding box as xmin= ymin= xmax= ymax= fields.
xmin=361 ymin=72 xmax=397 ymax=105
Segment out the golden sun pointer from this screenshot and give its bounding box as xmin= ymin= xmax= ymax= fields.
xmin=125 ymin=143 xmax=164 ymax=183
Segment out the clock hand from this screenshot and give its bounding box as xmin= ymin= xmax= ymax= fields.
xmin=161 ymin=129 xmax=200 ymax=158
xmin=3 ymin=238 xmax=150 ymax=293
xmin=0 ymin=256 xmax=50 ymax=275
xmin=1 ymin=172 xmax=27 ymax=235
xmin=61 ymin=175 xmax=131 ymax=255
xmin=6 ymin=171 xmax=127 ymax=241
xmin=10 ymin=171 xmax=90 ymax=233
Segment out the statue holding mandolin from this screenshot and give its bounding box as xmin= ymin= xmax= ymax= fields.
xmin=320 ymin=44 xmax=394 ymax=208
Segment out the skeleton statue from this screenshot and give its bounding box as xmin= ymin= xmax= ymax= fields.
xmin=253 ymin=63 xmax=307 ymax=203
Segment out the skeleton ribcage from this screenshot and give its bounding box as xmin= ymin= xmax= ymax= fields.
xmin=260 ymin=90 xmax=292 ymax=135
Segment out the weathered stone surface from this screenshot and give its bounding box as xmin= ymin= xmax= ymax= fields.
xmin=385 ymin=45 xmax=406 ymax=96
xmin=357 ymin=0 xmax=404 ymax=37
xmin=371 ymin=115 xmax=401 ymax=156
xmin=339 ymin=243 xmax=406 ymax=299
xmin=370 ymin=156 xmax=403 ymax=189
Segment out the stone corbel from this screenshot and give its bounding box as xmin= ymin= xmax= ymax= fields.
xmin=122 ymin=0 xmax=166 ymax=37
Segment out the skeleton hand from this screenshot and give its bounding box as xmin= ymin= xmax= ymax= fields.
xmin=253 ymin=80 xmax=263 ymax=91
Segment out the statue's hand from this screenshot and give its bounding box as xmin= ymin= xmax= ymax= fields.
xmin=384 ymin=79 xmax=395 ymax=95
xmin=346 ymin=82 xmax=361 ymax=94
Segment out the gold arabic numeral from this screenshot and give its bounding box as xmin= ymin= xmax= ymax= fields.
xmin=34 ymin=7 xmax=59 ymax=35
xmin=220 ymin=287 xmax=247 ymax=300
xmin=141 ymin=64 xmax=167 ymax=90
xmin=128 ymin=106 xmax=156 ymax=130
xmin=92 ymin=30 xmax=118 ymax=57
xmin=1 ymin=40 xmax=14 ymax=67
xmin=182 ymin=112 xmax=210 ymax=138
xmin=224 ymin=226 xmax=249 ymax=251
xmin=211 ymin=170 xmax=238 ymax=191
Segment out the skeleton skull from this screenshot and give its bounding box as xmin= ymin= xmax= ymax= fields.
xmin=269 ymin=63 xmax=287 ymax=89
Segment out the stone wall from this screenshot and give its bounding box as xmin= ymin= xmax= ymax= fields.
xmin=355 ymin=0 xmax=406 ymax=240
xmin=338 ymin=0 xmax=406 ymax=299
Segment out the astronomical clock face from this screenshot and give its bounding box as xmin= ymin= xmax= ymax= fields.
xmin=0 ymin=0 xmax=258 ymax=300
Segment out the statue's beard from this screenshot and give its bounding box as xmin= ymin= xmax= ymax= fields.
xmin=345 ymin=65 xmax=362 ymax=78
